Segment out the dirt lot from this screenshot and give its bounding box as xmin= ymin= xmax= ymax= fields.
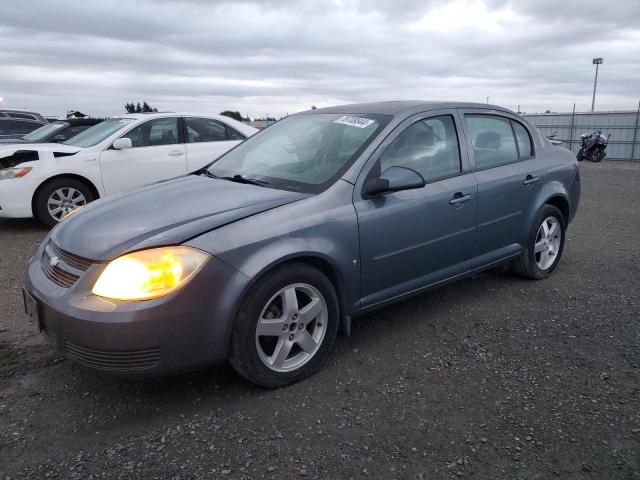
xmin=1 ymin=162 xmax=639 ymax=479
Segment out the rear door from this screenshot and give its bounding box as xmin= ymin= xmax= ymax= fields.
xmin=354 ymin=110 xmax=477 ymax=308
xmin=183 ymin=117 xmax=246 ymax=172
xmin=460 ymin=110 xmax=546 ymax=266
xmin=98 ymin=117 xmax=187 ymax=195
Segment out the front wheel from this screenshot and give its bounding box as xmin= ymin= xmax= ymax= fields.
xmin=229 ymin=263 xmax=339 ymax=388
xmin=576 ymin=148 xmax=585 ymax=161
xmin=34 ymin=178 xmax=94 ymax=228
xmin=510 ymin=205 xmax=566 ymax=279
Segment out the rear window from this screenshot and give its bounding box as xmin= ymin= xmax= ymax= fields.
xmin=465 ymin=115 xmax=518 ymax=169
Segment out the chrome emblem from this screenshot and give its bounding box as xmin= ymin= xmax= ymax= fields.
xmin=49 ymin=255 xmax=60 ymax=268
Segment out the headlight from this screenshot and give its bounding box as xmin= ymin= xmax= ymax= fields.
xmin=92 ymin=246 xmax=210 ymax=301
xmin=0 ymin=167 xmax=32 ymax=180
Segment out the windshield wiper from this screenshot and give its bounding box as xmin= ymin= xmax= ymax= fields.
xmin=203 ymin=171 xmax=270 ymax=187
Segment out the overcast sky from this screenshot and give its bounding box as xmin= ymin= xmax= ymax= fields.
xmin=1 ymin=0 xmax=639 ymax=118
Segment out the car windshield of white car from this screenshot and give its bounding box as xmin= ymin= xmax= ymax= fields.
xmin=64 ymin=118 xmax=134 ymax=148
xmin=208 ymin=113 xmax=389 ymax=193
xmin=21 ymin=122 xmax=66 ymax=142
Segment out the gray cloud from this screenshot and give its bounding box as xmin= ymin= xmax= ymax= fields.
xmin=1 ymin=0 xmax=638 ymax=118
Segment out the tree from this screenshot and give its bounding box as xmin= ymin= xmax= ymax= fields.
xmin=125 ymin=101 xmax=158 ymax=113
xmin=220 ymin=110 xmax=250 ymax=122
xmin=311 ymin=105 xmax=317 ymax=110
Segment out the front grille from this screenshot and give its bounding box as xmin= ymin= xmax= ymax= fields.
xmin=41 ymin=241 xmax=94 ymax=288
xmin=48 ymin=241 xmax=93 ymax=271
xmin=65 ymin=342 xmax=161 ymax=372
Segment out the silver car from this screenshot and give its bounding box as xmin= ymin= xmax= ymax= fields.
xmin=24 ymin=101 xmax=580 ymax=387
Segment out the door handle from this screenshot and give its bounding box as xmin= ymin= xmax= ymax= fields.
xmin=449 ymin=192 xmax=473 ymax=207
xmin=523 ymin=174 xmax=540 ymax=186
xmin=168 ymin=151 xmax=184 ymax=157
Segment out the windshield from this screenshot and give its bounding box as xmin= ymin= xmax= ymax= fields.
xmin=208 ymin=113 xmax=388 ymax=193
xmin=64 ymin=118 xmax=134 ymax=148
xmin=21 ymin=122 xmax=66 ymax=142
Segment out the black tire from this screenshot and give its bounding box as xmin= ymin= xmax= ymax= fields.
xmin=34 ymin=177 xmax=95 ymax=228
xmin=229 ymin=263 xmax=339 ymax=388
xmin=576 ymin=148 xmax=585 ymax=161
xmin=591 ymin=148 xmax=604 ymax=162
xmin=510 ymin=204 xmax=566 ymax=280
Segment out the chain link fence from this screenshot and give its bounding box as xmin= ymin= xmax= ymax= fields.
xmin=523 ymin=101 xmax=640 ymax=161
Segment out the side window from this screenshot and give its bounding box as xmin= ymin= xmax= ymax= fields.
xmin=184 ymin=117 xmax=227 ymax=143
xmin=225 ymin=125 xmax=246 ymax=141
xmin=511 ymin=120 xmax=533 ymax=158
xmin=121 ymin=117 xmax=179 ymax=148
xmin=465 ymin=115 xmax=518 ymax=169
xmin=6 ymin=120 xmax=40 ymax=135
xmin=380 ymin=115 xmax=461 ymax=182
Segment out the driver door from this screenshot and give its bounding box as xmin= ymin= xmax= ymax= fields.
xmin=353 ymin=111 xmax=477 ymax=308
xmin=99 ymin=117 xmax=187 ymax=195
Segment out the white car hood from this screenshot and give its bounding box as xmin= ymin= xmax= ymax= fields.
xmin=0 ymin=143 xmax=83 ymax=159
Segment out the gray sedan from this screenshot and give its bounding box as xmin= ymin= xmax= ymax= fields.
xmin=24 ymin=101 xmax=580 ymax=387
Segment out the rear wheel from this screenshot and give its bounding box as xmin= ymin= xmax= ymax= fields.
xmin=510 ymin=204 xmax=566 ymax=279
xmin=34 ymin=178 xmax=94 ymax=228
xmin=229 ymin=263 xmax=339 ymax=388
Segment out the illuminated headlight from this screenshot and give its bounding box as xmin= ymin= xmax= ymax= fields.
xmin=92 ymin=246 xmax=210 ymax=301
xmin=0 ymin=167 xmax=32 ymax=180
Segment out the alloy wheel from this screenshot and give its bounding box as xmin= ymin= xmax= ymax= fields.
xmin=534 ymin=216 xmax=561 ymax=270
xmin=47 ymin=187 xmax=87 ymax=222
xmin=255 ymin=283 xmax=328 ymax=372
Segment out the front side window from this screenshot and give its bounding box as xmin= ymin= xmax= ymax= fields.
xmin=209 ymin=113 xmax=389 ymax=193
xmin=465 ymin=115 xmax=518 ymax=169
xmin=121 ymin=117 xmax=179 ymax=148
xmin=511 ymin=120 xmax=533 ymax=158
xmin=64 ymin=118 xmax=134 ymax=148
xmin=184 ymin=117 xmax=227 ymax=143
xmin=380 ymin=115 xmax=461 ymax=182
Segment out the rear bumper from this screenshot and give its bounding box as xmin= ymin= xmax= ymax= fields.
xmin=25 ymin=244 xmax=252 ymax=375
xmin=568 ymin=165 xmax=581 ymax=224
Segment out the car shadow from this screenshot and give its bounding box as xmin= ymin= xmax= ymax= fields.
xmin=0 ymin=217 xmax=48 ymax=234
xmin=59 ymin=267 xmax=524 ymax=411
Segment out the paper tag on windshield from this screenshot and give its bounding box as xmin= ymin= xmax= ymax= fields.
xmin=333 ymin=115 xmax=375 ymax=128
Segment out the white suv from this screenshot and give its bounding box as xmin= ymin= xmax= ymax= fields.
xmin=0 ymin=113 xmax=257 ymax=226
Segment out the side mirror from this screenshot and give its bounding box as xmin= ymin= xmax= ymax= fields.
xmin=364 ymin=166 xmax=426 ymax=197
xmin=112 ymin=137 xmax=132 ymax=150
xmin=52 ymin=134 xmax=66 ymax=142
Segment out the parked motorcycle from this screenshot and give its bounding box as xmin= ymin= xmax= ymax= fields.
xmin=577 ymin=130 xmax=610 ymax=162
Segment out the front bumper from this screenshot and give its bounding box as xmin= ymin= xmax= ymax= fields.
xmin=25 ymin=243 xmax=252 ymax=375
xmin=0 ymin=175 xmax=38 ymax=218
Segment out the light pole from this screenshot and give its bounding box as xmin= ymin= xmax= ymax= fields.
xmin=591 ymin=57 xmax=603 ymax=112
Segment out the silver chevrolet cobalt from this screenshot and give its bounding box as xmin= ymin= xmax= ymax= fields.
xmin=25 ymin=101 xmax=580 ymax=387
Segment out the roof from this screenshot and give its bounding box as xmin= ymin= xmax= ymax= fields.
xmin=310 ymin=100 xmax=514 ymax=116
xmin=53 ymin=118 xmax=105 ymax=126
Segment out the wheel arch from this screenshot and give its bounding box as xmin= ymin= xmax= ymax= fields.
xmin=31 ymin=173 xmax=100 ymax=216
xmin=233 ymin=252 xmax=352 ymax=337
xmin=544 ymin=194 xmax=570 ymax=224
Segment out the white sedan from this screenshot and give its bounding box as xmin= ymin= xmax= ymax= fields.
xmin=0 ymin=113 xmax=257 ymax=226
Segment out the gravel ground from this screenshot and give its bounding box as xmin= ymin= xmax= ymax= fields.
xmin=1 ymin=162 xmax=639 ymax=479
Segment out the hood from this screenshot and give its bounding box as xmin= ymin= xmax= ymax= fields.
xmin=0 ymin=143 xmax=83 ymax=158
xmin=51 ymin=174 xmax=309 ymax=260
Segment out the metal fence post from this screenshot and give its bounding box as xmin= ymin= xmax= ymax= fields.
xmin=631 ymin=99 xmax=640 ymax=162
xmin=569 ymin=103 xmax=576 ymax=152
